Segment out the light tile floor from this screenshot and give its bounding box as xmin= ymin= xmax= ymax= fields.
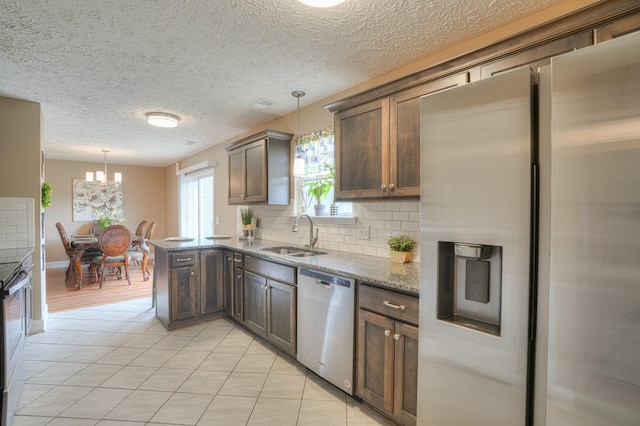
xmin=14 ymin=298 xmax=391 ymax=425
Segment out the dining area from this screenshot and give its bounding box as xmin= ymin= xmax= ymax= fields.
xmin=56 ymin=219 xmax=156 ymax=290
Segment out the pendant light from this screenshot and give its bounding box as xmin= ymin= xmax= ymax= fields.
xmin=292 ymin=90 xmax=306 ymax=176
xmin=86 ymin=150 xmax=121 ymax=186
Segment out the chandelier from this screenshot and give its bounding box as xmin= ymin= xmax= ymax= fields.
xmin=86 ymin=150 xmax=121 ymax=185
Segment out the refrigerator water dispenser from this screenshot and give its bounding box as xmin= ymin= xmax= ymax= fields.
xmin=437 ymin=241 xmax=502 ymax=336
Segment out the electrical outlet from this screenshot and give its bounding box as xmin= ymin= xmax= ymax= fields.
xmin=358 ymin=224 xmax=370 ymax=240
xmin=215 ymin=217 xmax=220 ymax=225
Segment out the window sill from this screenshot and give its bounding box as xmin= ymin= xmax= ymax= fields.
xmin=288 ymin=215 xmax=358 ymax=226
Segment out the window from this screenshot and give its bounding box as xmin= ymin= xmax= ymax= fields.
xmin=297 ymin=127 xmax=352 ymax=216
xmin=181 ymin=168 xmax=214 ymax=238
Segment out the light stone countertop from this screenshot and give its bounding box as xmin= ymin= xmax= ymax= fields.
xmin=150 ymin=237 xmax=420 ymax=295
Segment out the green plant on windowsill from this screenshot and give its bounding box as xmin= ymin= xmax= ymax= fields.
xmin=304 ymin=178 xmax=332 ymax=207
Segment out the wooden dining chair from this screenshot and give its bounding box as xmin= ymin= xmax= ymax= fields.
xmin=56 ymin=222 xmax=97 ymax=284
xmin=128 ymin=221 xmax=156 ymax=280
xmin=89 ymin=221 xmax=102 ymax=235
xmin=134 ymin=220 xmax=147 ymax=237
xmin=92 ymin=224 xmax=132 ymax=288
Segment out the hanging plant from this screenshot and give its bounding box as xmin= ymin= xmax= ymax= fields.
xmin=41 ymin=182 xmax=52 ymax=208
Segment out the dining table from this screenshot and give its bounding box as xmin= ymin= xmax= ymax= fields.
xmin=67 ymin=233 xmax=148 ymax=289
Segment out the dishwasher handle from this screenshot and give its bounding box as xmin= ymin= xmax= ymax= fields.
xmin=315 ymin=279 xmax=331 ymax=288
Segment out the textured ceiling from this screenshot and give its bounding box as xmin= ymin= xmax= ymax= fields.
xmin=0 ymin=0 xmax=563 ymax=167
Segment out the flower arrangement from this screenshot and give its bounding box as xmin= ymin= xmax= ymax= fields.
xmin=93 ymin=207 xmax=126 ymax=230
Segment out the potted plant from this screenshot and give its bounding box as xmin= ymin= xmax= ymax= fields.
xmin=304 ymin=178 xmax=333 ymax=216
xmin=386 ymin=234 xmax=417 ymax=263
xmin=41 ymin=182 xmax=52 ymax=208
xmin=240 ymin=208 xmax=255 ymax=239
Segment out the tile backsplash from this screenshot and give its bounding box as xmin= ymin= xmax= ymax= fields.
xmin=238 ymin=201 xmax=420 ymax=261
xmin=0 ymin=197 xmax=35 ymax=250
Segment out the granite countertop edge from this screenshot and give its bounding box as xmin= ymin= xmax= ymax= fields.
xmin=149 ymin=237 xmax=420 ymax=296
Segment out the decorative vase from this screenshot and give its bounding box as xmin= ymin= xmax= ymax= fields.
xmin=302 ymin=206 xmax=314 ymax=216
xmin=314 ymin=204 xmax=329 ymax=217
xmin=390 ymin=250 xmax=412 ymax=264
xmin=241 ymin=226 xmax=255 ymax=240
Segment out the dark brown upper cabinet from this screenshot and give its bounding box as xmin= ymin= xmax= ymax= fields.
xmin=225 ymin=129 xmax=293 ymax=205
xmin=331 ymin=73 xmax=468 ymax=200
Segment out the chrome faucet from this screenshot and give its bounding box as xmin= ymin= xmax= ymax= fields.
xmin=292 ymin=213 xmax=318 ymax=250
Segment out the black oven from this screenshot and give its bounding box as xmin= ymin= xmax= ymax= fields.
xmin=1 ymin=256 xmax=32 ymax=426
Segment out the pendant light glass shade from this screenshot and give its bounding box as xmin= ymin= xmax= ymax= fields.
xmin=292 ymin=90 xmax=306 ymax=176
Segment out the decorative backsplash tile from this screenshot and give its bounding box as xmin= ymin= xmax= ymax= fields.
xmin=0 ymin=197 xmax=35 ymax=250
xmin=240 ymin=201 xmax=420 ymax=261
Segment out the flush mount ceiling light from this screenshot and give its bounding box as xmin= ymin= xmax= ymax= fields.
xmin=146 ymin=112 xmax=180 ymax=128
xmin=292 ymin=90 xmax=306 ymax=176
xmin=297 ymin=0 xmax=345 ymax=7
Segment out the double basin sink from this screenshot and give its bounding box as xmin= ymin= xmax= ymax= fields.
xmin=261 ymin=246 xmax=327 ymax=258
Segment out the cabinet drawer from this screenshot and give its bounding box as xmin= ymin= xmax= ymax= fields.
xmin=359 ymin=284 xmax=419 ymax=325
xmin=244 ymin=255 xmax=295 ymax=285
xmin=171 ymin=251 xmax=196 ymax=268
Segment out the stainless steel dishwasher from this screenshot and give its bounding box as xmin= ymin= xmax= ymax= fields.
xmin=297 ymin=267 xmax=355 ymax=395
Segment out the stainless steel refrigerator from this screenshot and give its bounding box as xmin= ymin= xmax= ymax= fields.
xmin=418 ymin=30 xmax=640 ymax=425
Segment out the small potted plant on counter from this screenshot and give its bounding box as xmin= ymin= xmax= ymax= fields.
xmin=240 ymin=208 xmax=255 ymax=239
xmin=386 ymin=234 xmax=417 ymax=263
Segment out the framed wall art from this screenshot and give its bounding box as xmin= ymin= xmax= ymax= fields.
xmin=72 ymin=179 xmax=124 ymax=222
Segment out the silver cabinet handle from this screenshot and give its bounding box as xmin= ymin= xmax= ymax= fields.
xmin=233 ymin=259 xmax=242 ymax=263
xmin=380 ymin=184 xmax=387 ymax=192
xmin=389 ymin=183 xmax=395 ymax=191
xmin=190 ymin=271 xmax=195 ymax=276
xmin=383 ymin=300 xmax=406 ymax=310
xmin=394 ymin=333 xmax=400 ymax=341
xmin=384 ymin=329 xmax=391 ymax=337
xmin=237 ymin=274 xmax=242 ymax=279
xmin=176 ymin=258 xmax=192 ymax=262
xmin=261 ymin=284 xmax=269 ymax=290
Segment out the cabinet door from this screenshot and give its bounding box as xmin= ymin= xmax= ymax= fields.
xmin=170 ymin=266 xmax=197 ymax=321
xmin=266 ymin=279 xmax=297 ymax=355
xmin=393 ymin=322 xmax=419 ymax=426
xmin=357 ymin=309 xmax=395 ymax=412
xmin=228 ymin=148 xmax=245 ymax=204
xmin=389 ymin=73 xmax=469 ymax=198
xmin=222 ymin=251 xmax=234 ymax=315
xmin=243 ymin=270 xmax=267 ymax=337
xmin=200 ymin=249 xmax=223 ymax=315
xmin=335 ymin=99 xmax=389 ymax=200
xmin=244 ymin=139 xmax=268 ymax=203
xmin=233 ymin=266 xmax=244 ymax=323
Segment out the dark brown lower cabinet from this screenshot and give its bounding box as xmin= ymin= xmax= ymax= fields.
xmin=241 ymin=256 xmax=297 ymax=355
xmin=170 ymin=263 xmax=197 ymax=321
xmin=200 ymin=249 xmax=224 ymax=315
xmin=357 ymin=284 xmax=419 ymax=426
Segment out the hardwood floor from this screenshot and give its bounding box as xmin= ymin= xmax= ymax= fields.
xmin=46 ymin=261 xmax=154 ymax=312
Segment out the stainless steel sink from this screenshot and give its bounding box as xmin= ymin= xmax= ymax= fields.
xmin=261 ymin=246 xmax=327 ymax=257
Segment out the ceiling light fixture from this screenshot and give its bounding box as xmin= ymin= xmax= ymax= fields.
xmin=297 ymin=0 xmax=345 ymax=7
xmin=146 ymin=112 xmax=180 ymax=128
xmin=292 ymin=90 xmax=306 ymax=177
xmin=86 ymin=150 xmax=121 ymax=186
